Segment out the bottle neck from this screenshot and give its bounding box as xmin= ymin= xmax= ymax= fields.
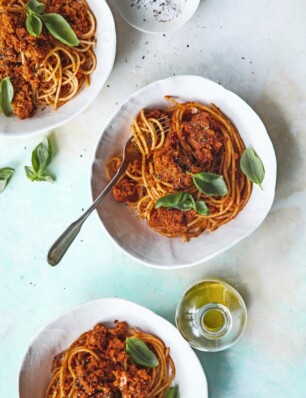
xmin=197 ymin=303 xmax=232 ymax=340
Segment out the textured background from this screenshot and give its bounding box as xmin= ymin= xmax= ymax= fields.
xmin=1 ymin=0 xmax=306 ymax=397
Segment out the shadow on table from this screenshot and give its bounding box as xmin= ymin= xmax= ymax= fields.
xmin=253 ymin=95 xmax=302 ymax=203
xmin=198 ymin=350 xmax=233 ymax=397
xmin=107 ymin=0 xmax=145 ymax=65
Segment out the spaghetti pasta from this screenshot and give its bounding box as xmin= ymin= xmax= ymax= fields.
xmin=45 ymin=321 xmax=175 ymax=398
xmin=0 ymin=0 xmax=96 ymax=119
xmin=106 ymin=98 xmax=252 ymax=241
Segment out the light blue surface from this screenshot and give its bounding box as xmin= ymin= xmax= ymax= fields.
xmin=1 ymin=0 xmax=306 ymax=397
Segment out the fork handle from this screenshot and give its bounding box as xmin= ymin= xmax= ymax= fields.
xmin=47 ymin=167 xmax=125 ymax=266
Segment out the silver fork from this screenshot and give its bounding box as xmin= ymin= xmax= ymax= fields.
xmin=47 ymin=115 xmax=170 ymax=266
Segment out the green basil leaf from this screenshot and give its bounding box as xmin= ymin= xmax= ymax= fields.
xmin=177 ymin=201 xmax=194 ymax=211
xmin=188 ymin=172 xmax=228 ymax=196
xmin=165 ymin=386 xmax=179 ymax=398
xmin=176 ymin=192 xmax=194 ymax=211
xmin=155 ymin=192 xmax=184 ymax=208
xmin=194 ymin=200 xmax=210 ymax=215
xmin=25 ymin=166 xmax=36 ymax=181
xmin=25 ymin=137 xmax=54 ymax=183
xmin=26 ymin=14 xmax=42 ymax=37
xmin=155 ymin=192 xmax=209 ymax=215
xmin=126 ymin=337 xmax=159 ymax=368
xmin=0 ymin=167 xmax=15 ymax=193
xmin=41 ymin=13 xmax=80 ymax=47
xmin=240 ymin=148 xmax=265 ymax=190
xmin=0 ymin=77 xmax=14 ymax=117
xmin=155 ymin=192 xmax=193 ymax=212
xmin=31 ymin=137 xmax=52 ymax=174
xmin=25 ymin=167 xmax=54 ymax=183
xmin=35 ymin=173 xmax=54 ymax=183
xmin=26 ymin=0 xmax=45 ymax=15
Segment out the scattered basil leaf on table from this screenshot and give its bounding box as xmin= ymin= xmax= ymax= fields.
xmin=31 ymin=136 xmax=52 ymax=173
xmin=240 ymin=148 xmax=265 ymax=190
xmin=126 ymin=337 xmax=159 ymax=368
xmin=0 ymin=168 xmax=15 ymax=193
xmin=24 ymin=0 xmax=79 ymax=47
xmin=165 ymin=385 xmax=179 ymax=398
xmin=155 ymin=192 xmax=210 ymax=216
xmin=26 ymin=0 xmax=45 ymax=15
xmin=187 ymin=171 xmax=228 ymax=196
xmin=24 ymin=166 xmax=36 ymax=181
xmin=0 ymin=77 xmax=14 ymax=117
xmin=25 ymin=137 xmax=55 ymax=182
xmin=26 ymin=14 xmax=42 ymax=37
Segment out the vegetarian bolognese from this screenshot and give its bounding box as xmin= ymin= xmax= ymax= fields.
xmin=106 ymin=97 xmax=253 ymax=241
xmin=0 ymin=0 xmax=96 ymax=119
xmin=45 ymin=321 xmax=176 ymax=398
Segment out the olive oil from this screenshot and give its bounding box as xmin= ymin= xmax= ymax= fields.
xmin=175 ymin=279 xmax=247 ymax=351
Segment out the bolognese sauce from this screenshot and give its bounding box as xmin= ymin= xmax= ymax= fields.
xmin=0 ymin=0 xmax=96 ymax=119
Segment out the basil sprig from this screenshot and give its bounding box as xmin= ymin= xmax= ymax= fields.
xmin=240 ymin=148 xmax=265 ymax=190
xmin=126 ymin=337 xmax=159 ymax=368
xmin=25 ymin=137 xmax=55 ymax=182
xmin=155 ymin=192 xmax=210 ymax=216
xmin=187 ymin=171 xmax=228 ymax=196
xmin=0 ymin=168 xmax=15 ymax=193
xmin=26 ymin=0 xmax=45 ymax=15
xmin=26 ymin=14 xmax=42 ymax=36
xmin=165 ymin=386 xmax=179 ymax=398
xmin=25 ymin=0 xmax=80 ymax=46
xmin=0 ymin=77 xmax=14 ymax=117
xmin=41 ymin=14 xmax=80 ymax=46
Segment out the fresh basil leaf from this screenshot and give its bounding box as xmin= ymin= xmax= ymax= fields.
xmin=175 ymin=192 xmax=194 ymax=211
xmin=177 ymin=201 xmax=194 ymax=211
xmin=155 ymin=192 xmax=210 ymax=215
xmin=36 ymin=174 xmax=54 ymax=183
xmin=31 ymin=137 xmax=52 ymax=174
xmin=188 ymin=172 xmax=228 ymax=196
xmin=240 ymin=148 xmax=265 ymax=190
xmin=25 ymin=166 xmax=36 ymax=181
xmin=194 ymin=200 xmax=210 ymax=215
xmin=25 ymin=167 xmax=54 ymax=183
xmin=0 ymin=77 xmax=14 ymax=117
xmin=25 ymin=137 xmax=54 ymax=183
xmin=155 ymin=192 xmax=192 ymax=211
xmin=41 ymin=13 xmax=80 ymax=47
xmin=165 ymin=386 xmax=179 ymax=398
xmin=26 ymin=14 xmax=42 ymax=37
xmin=25 ymin=0 xmax=45 ymax=16
xmin=0 ymin=167 xmax=15 ymax=193
xmin=126 ymin=337 xmax=159 ymax=368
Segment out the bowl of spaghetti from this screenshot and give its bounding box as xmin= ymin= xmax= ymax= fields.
xmin=0 ymin=0 xmax=116 ymax=137
xmin=91 ymin=75 xmax=277 ymax=268
xmin=19 ymin=298 xmax=208 ymax=398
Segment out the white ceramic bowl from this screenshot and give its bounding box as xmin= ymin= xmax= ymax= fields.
xmin=91 ymin=75 xmax=277 ymax=268
xmin=19 ymin=298 xmax=208 ymax=398
xmin=112 ymin=0 xmax=200 ymax=33
xmin=0 ymin=0 xmax=116 ymax=138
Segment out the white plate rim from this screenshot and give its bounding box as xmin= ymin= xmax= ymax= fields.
xmin=18 ymin=297 xmax=208 ymax=398
xmin=0 ymin=0 xmax=116 ymax=139
xmin=89 ymin=74 xmax=277 ymax=269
